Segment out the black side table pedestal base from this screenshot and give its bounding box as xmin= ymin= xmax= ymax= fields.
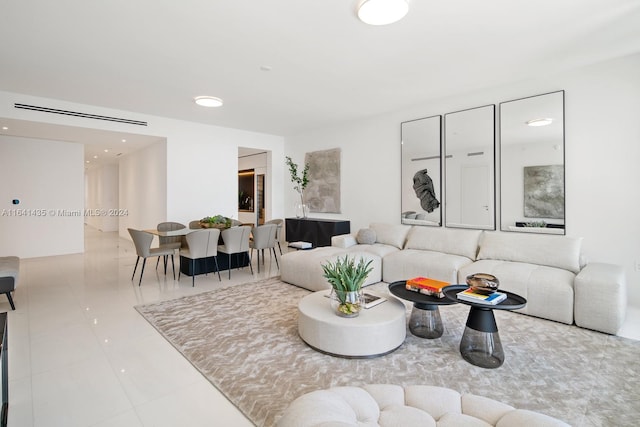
xmin=460 ymin=307 xmax=504 ymax=369
xmin=409 ymin=303 xmax=444 ymax=339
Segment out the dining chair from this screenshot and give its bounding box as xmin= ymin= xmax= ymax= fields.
xmin=264 ymin=218 xmax=284 ymax=255
xmin=230 ymin=219 xmax=243 ymax=227
xmin=218 ymin=226 xmax=253 ymax=279
xmin=128 ymin=228 xmax=175 ymax=286
xmin=179 ymin=229 xmax=221 ymax=286
xmin=250 ymin=224 xmax=279 ymax=273
xmin=156 ymin=221 xmax=185 ymax=270
xmin=189 ymin=220 xmax=202 ymax=229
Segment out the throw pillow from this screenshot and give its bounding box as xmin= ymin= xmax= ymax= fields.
xmin=356 ymin=228 xmax=376 ymax=245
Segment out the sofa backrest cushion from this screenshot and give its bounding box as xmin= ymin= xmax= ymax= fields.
xmin=477 ymin=232 xmax=582 ymax=273
xmin=369 ymin=223 xmax=412 ymax=249
xmin=404 ymin=227 xmax=482 ymax=260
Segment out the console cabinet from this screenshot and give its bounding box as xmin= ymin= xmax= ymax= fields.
xmin=285 ymin=218 xmax=350 ymax=248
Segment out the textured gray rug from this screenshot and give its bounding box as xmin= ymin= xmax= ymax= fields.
xmin=135 ymin=277 xmax=640 ymax=427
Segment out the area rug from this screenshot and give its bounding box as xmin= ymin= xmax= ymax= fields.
xmin=135 ymin=277 xmax=640 ymax=427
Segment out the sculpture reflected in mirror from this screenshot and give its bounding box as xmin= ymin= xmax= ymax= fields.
xmin=444 ymin=105 xmax=495 ymax=230
xmin=500 ymin=91 xmax=565 ymax=235
xmin=401 ymin=115 xmax=442 ymax=226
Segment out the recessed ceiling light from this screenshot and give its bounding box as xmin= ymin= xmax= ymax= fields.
xmin=86 ymin=160 xmax=90 ymax=163
xmin=357 ymin=0 xmax=409 ymax=26
xmin=104 ymin=149 xmax=109 ymax=153
xmin=194 ymin=96 xmax=224 ymax=107
xmin=260 ymin=65 xmax=272 ymax=71
xmin=526 ymin=118 xmax=554 ymax=127
xmin=1 ymin=126 xmax=8 ymax=130
xmin=93 ymin=155 xmax=98 ymax=159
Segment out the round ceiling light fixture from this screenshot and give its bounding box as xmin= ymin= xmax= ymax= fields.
xmin=357 ymin=0 xmax=409 ymax=26
xmin=194 ymin=96 xmax=224 ymax=108
xmin=526 ymin=118 xmax=554 ymax=127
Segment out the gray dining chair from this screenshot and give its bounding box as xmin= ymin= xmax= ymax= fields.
xmin=128 ymin=228 xmax=175 ymax=286
xmin=179 ymin=229 xmax=221 ymax=286
xmin=218 ymin=226 xmax=253 ymax=279
xmin=250 ymin=224 xmax=279 ymax=273
xmin=156 ymin=221 xmax=186 ymax=270
xmin=264 ymin=218 xmax=284 ymax=255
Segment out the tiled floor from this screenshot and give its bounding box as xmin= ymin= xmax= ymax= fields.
xmin=5 ymin=226 xmax=640 ymax=426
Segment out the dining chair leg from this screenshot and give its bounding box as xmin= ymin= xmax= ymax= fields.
xmin=214 ymin=256 xmax=221 ymax=281
xmin=192 ymin=259 xmax=195 ymax=287
xmin=277 ymin=241 xmax=282 ymax=255
xmin=163 ymin=256 xmax=168 ymax=275
xmin=139 ymin=258 xmax=147 ymax=286
xmin=272 ymin=247 xmax=279 ymax=269
xmin=132 ymin=257 xmax=140 ymax=281
xmin=246 ymin=252 xmax=253 ymax=275
xmin=171 ymin=254 xmax=175 ymax=280
xmin=6 ymin=292 xmax=15 ymax=311
xmin=228 ymin=254 xmax=232 ymax=279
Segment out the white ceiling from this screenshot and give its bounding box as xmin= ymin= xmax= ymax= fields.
xmin=1 ymin=0 xmax=639 ymax=161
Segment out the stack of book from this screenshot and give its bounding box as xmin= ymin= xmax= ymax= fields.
xmin=405 ymin=277 xmax=449 ymax=298
xmin=456 ymin=288 xmax=507 ymax=305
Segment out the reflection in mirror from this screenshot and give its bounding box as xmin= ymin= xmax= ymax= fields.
xmin=500 ymin=91 xmax=565 ymax=235
xmin=444 ymin=105 xmax=495 ymax=230
xmin=401 ymin=115 xmax=442 ymax=226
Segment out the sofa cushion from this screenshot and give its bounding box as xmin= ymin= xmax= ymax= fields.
xmin=382 ymin=249 xmax=473 ymax=284
xmin=405 ymin=227 xmax=482 ymax=260
xmin=369 ymin=223 xmax=411 ymax=249
xmin=280 ymin=248 xmax=382 ymax=292
xmin=356 ymin=228 xmax=377 ymax=245
xmin=477 ymin=232 xmax=582 ymax=274
xmin=458 ymin=259 xmax=575 ymax=324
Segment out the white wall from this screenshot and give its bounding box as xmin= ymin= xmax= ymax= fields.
xmin=0 ymin=136 xmax=84 ymax=257
xmin=85 ymin=163 xmax=119 ymax=232
xmin=118 ymin=142 xmax=167 ymax=235
xmin=285 ymin=53 xmax=640 ymax=308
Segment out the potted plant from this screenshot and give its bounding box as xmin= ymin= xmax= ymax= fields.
xmin=285 ymin=156 xmax=309 ymax=218
xmin=321 ymin=255 xmax=373 ymax=317
xmin=199 ymin=215 xmax=232 ymax=229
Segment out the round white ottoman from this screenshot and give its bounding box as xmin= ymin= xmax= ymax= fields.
xmin=277 ymin=384 xmax=570 ymax=427
xmin=298 ymin=290 xmax=406 ymax=358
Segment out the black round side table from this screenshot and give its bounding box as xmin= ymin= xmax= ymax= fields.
xmin=443 ymin=284 xmax=527 ymax=369
xmin=388 ymin=281 xmax=458 ymax=339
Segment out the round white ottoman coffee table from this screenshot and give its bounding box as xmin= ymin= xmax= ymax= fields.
xmin=297 ymin=290 xmax=407 ymax=358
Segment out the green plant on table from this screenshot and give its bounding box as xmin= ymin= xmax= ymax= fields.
xmin=321 ymin=255 xmax=373 ymax=316
xmin=200 ymin=215 xmax=231 ymax=227
xmin=285 ymin=156 xmax=310 ymax=216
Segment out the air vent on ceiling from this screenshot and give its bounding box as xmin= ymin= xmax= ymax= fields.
xmin=14 ymin=103 xmax=148 ymax=126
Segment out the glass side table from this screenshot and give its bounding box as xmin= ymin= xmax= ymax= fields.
xmin=443 ymin=285 xmax=527 ymax=369
xmin=388 ymin=281 xmax=458 ymax=339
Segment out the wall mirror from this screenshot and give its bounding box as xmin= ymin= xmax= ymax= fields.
xmin=444 ymin=105 xmax=496 ymax=230
xmin=500 ymin=91 xmax=565 ymax=235
xmin=401 ymin=115 xmax=442 ymax=226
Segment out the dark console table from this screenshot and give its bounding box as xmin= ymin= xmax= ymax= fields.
xmin=285 ymin=218 xmax=350 ymax=247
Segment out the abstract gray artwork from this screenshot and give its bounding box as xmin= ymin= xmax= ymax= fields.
xmin=305 ymin=148 xmax=341 ymax=213
xmin=524 ymin=165 xmax=564 ymax=219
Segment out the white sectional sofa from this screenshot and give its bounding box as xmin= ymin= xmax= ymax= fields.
xmin=280 ymin=222 xmax=627 ymax=335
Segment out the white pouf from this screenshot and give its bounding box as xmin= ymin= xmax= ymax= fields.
xmin=277 ymin=384 xmax=570 ymax=427
xmin=297 ymin=290 xmax=406 ymax=358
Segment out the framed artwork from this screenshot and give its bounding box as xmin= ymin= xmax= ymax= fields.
xmin=523 ymin=165 xmax=564 ymax=219
xmin=305 ymin=148 xmax=341 ymax=213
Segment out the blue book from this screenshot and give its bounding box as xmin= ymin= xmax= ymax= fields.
xmin=457 ymin=288 xmax=507 ymax=305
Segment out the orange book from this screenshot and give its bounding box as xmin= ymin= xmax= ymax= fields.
xmin=406 ymin=277 xmax=449 ymax=292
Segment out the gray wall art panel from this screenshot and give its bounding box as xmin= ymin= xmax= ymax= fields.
xmin=305 ymin=148 xmax=341 ymax=213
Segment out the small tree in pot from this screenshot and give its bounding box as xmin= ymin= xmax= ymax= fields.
xmin=321 ymin=255 xmax=373 ymax=317
xmin=285 ymin=156 xmax=309 ymax=218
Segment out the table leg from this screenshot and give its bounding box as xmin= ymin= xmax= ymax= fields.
xmin=409 ymin=303 xmax=443 ymax=339
xmin=459 ymin=306 xmax=504 ymax=368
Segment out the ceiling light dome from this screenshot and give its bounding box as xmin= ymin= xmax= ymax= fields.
xmin=194 ymin=96 xmax=224 ymax=107
xmin=357 ymin=0 xmax=409 ymax=26
xmin=526 ymin=118 xmax=554 ymax=127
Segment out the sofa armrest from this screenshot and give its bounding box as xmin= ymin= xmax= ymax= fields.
xmin=331 ymin=234 xmax=357 ymax=249
xmin=574 ymin=263 xmax=626 ymax=334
